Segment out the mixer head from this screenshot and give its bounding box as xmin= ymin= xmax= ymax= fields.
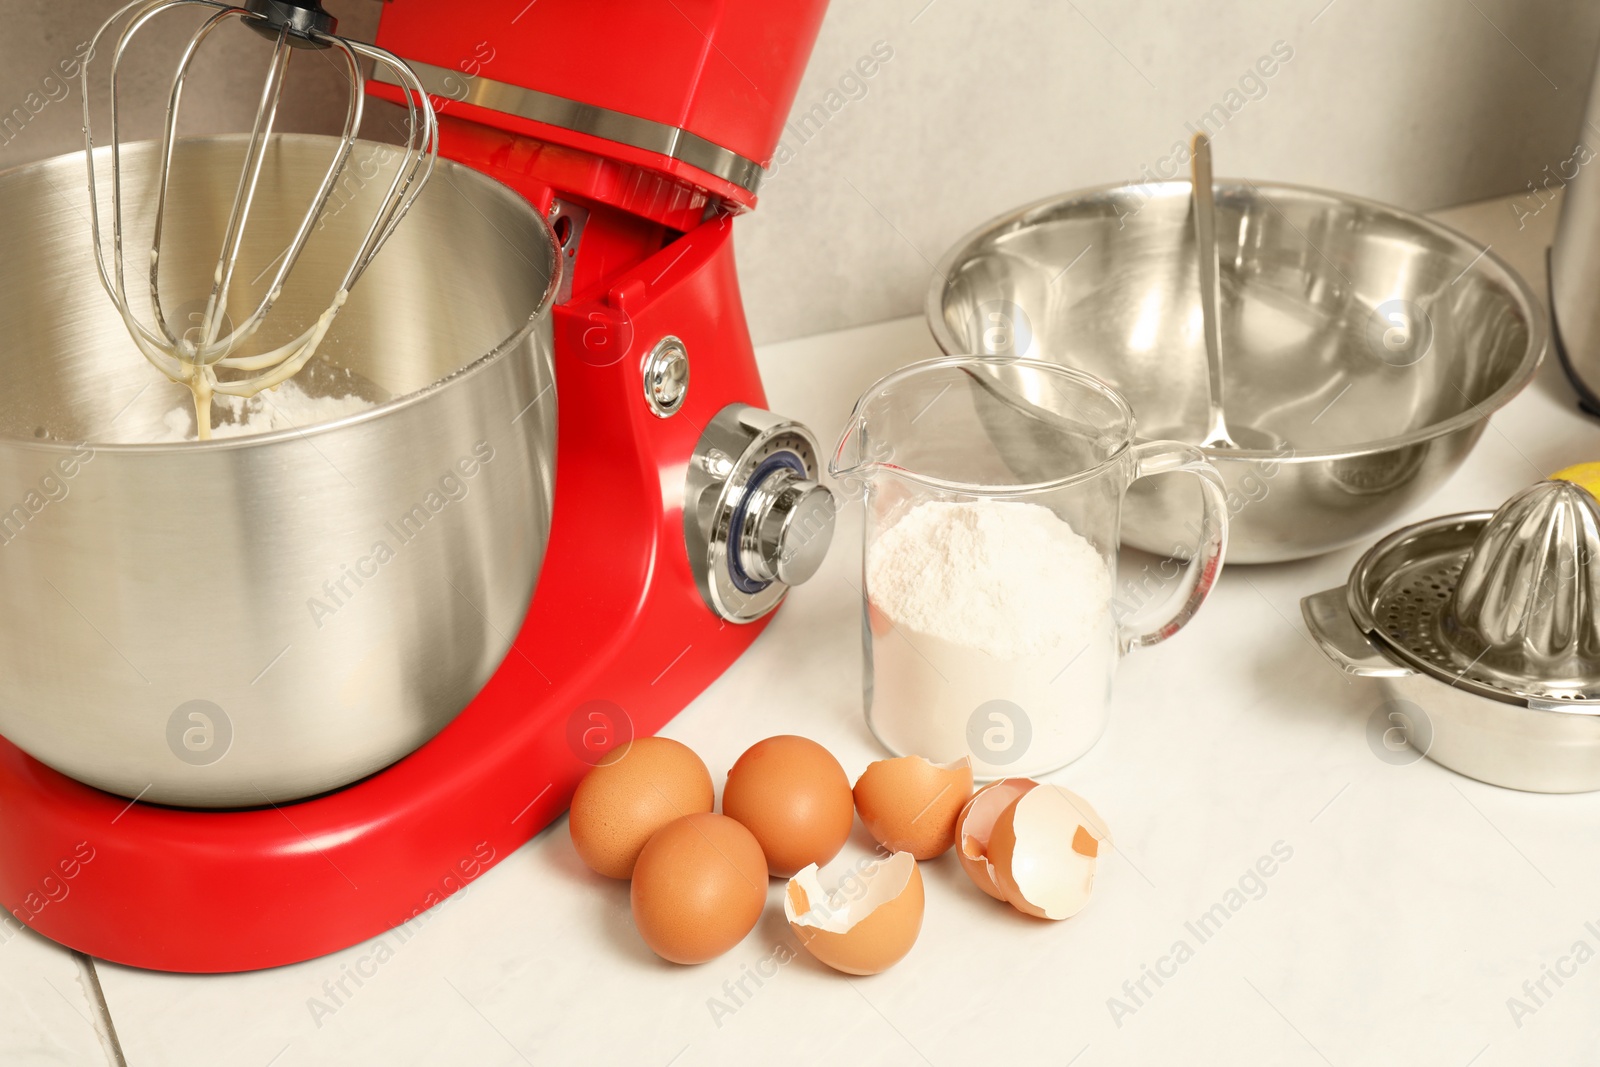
xmin=81 ymin=0 xmax=438 ymax=438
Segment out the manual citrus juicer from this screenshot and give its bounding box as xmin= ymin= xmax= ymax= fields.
xmin=0 ymin=0 xmax=834 ymax=972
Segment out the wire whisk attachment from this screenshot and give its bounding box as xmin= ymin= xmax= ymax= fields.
xmin=82 ymin=0 xmax=438 ymax=438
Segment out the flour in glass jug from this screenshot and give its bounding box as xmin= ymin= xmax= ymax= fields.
xmin=864 ymin=499 xmax=1117 ymax=778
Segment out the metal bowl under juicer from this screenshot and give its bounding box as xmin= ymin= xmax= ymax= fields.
xmin=1303 ymin=480 xmax=1600 ymax=793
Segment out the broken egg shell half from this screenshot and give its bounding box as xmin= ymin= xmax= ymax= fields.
xmin=987 ymin=785 xmax=1111 ymax=921
xmin=955 ymin=777 xmax=1038 ymax=900
xmin=784 ymin=852 xmax=924 ymax=975
xmin=853 ymin=755 xmax=973 ymax=860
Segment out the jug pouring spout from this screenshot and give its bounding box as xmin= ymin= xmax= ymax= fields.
xmin=828 ymin=406 xmax=899 ymax=485
xmin=828 ymin=410 xmax=870 ymax=480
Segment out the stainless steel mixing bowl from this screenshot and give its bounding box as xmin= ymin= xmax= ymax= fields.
xmin=0 ymin=135 xmax=559 ymax=807
xmin=928 ymin=181 xmax=1546 ymax=562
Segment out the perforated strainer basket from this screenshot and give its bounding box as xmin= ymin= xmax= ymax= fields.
xmin=1302 ymin=481 xmax=1600 ymax=793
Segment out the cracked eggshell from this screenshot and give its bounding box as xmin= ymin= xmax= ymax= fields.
xmin=987 ymin=785 xmax=1111 ymax=920
xmin=784 ymin=852 xmax=924 ymax=975
xmin=955 ymin=777 xmax=1038 ymax=900
xmin=852 ymin=756 xmax=973 ymax=860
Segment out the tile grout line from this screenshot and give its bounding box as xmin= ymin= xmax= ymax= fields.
xmin=73 ymin=952 xmax=128 ymax=1067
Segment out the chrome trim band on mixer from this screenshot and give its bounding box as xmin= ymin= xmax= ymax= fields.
xmin=373 ymin=61 xmax=766 ymax=196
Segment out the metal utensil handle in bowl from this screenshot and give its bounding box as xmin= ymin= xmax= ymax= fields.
xmin=1190 ymin=132 xmax=1232 ymax=450
xmin=1120 ymin=439 xmax=1229 ymax=651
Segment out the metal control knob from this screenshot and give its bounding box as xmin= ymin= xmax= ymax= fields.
xmin=739 ymin=468 xmax=836 ymax=586
xmin=685 ymin=405 xmax=837 ymax=622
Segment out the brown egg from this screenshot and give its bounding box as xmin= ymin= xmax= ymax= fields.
xmin=568 ymin=737 xmax=714 ymax=879
xmin=987 ymin=785 xmax=1111 ymax=920
xmin=722 ymin=736 xmax=854 ymax=877
xmin=955 ymin=777 xmax=1037 ymax=900
xmin=785 ymin=852 xmax=925 ymax=975
xmin=630 ymin=813 xmax=768 ymax=964
xmin=853 ymin=756 xmax=973 ymax=860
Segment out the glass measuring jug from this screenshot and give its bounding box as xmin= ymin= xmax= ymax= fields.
xmin=830 ymin=357 xmax=1228 ymax=779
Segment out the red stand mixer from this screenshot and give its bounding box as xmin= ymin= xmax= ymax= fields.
xmin=0 ymin=0 xmax=833 ymax=972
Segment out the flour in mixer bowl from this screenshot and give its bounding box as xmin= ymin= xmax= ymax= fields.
xmin=145 ymin=379 xmax=376 ymax=442
xmin=865 ymin=499 xmax=1118 ymax=778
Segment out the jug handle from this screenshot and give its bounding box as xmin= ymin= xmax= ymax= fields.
xmin=1120 ymin=440 xmax=1229 ymax=652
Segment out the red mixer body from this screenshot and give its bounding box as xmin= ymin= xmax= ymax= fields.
xmin=0 ymin=0 xmax=829 ymax=972
xmin=370 ymin=0 xmax=828 ymax=216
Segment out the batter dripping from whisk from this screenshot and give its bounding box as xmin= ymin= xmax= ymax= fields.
xmin=80 ymin=0 xmax=437 ymax=439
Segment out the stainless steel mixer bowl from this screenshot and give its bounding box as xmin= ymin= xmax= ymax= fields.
xmin=0 ymin=135 xmax=559 ymax=807
xmin=928 ymin=181 xmax=1546 ymax=562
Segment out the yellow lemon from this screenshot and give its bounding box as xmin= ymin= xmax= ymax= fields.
xmin=1549 ymin=461 xmax=1600 ymax=499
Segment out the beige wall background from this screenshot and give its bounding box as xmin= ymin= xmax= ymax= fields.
xmin=4 ymin=1 xmax=1598 ymax=344
xmin=0 ymin=1 xmax=384 ymax=161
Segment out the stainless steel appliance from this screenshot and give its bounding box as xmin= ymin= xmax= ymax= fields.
xmin=1551 ymin=39 xmax=1600 ymax=414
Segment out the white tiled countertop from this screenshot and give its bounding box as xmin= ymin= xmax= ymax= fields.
xmin=6 ymin=192 xmax=1600 ymax=1067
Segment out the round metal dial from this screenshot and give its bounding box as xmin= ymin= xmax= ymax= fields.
xmin=684 ymin=405 xmax=837 ymax=622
